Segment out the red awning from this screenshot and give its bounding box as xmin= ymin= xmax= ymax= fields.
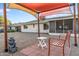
xmin=8 ymin=3 xmax=70 ymax=17
xmin=18 ymin=3 xmax=70 ymax=12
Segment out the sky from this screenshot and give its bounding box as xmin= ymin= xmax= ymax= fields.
xmin=0 ymin=3 xmax=36 ymax=23
xmin=0 ymin=3 xmax=78 ymax=24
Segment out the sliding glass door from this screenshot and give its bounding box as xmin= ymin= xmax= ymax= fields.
xmin=49 ymin=19 xmax=73 ymax=33
xmin=63 ymin=19 xmax=73 ymax=33
xmin=49 ymin=21 xmax=55 ymax=33
xmin=56 ymin=20 xmax=63 ymax=33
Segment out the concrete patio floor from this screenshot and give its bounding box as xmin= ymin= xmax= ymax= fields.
xmin=0 ymin=32 xmax=79 ymax=56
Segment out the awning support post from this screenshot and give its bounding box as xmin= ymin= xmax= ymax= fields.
xmin=73 ymin=3 xmax=77 ymax=46
xmin=78 ymin=3 xmax=79 ymax=44
xmin=3 ymin=3 xmax=8 ymax=52
xmin=37 ymin=12 xmax=40 ymax=37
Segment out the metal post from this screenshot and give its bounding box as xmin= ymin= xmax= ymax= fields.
xmin=3 ymin=3 xmax=8 ymax=52
xmin=73 ymin=3 xmax=77 ymax=46
xmin=78 ymin=3 xmax=79 ymax=41
xmin=37 ymin=12 xmax=40 ymax=37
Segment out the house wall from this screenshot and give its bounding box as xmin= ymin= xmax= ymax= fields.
xmin=21 ymin=23 xmax=49 ymax=33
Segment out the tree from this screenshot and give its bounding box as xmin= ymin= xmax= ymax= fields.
xmin=0 ymin=16 xmax=12 ymax=29
xmin=0 ymin=16 xmax=12 ymax=25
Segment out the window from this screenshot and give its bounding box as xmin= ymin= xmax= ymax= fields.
xmin=64 ymin=19 xmax=73 ymax=33
xmin=56 ymin=20 xmax=63 ymax=33
xmin=24 ymin=25 xmax=28 ymax=29
xmin=49 ymin=21 xmax=55 ymax=33
xmin=43 ymin=23 xmax=48 ymax=30
xmin=49 ymin=19 xmax=73 ymax=33
xmin=33 ymin=24 xmax=35 ymax=28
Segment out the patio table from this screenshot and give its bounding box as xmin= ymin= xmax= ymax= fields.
xmin=37 ymin=37 xmax=48 ymax=49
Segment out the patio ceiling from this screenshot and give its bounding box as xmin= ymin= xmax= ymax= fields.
xmin=8 ymin=3 xmax=70 ymax=17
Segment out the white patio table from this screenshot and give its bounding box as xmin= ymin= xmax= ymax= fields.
xmin=37 ymin=37 xmax=48 ymax=49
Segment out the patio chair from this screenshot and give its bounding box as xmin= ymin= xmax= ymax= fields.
xmin=48 ymin=31 xmax=71 ymax=56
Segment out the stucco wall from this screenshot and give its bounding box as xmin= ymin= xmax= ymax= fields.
xmin=21 ymin=23 xmax=49 ymax=33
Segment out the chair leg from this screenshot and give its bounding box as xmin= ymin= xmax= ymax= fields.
xmin=68 ymin=39 xmax=70 ymax=48
xmin=62 ymin=46 xmax=64 ymax=56
xmin=48 ymin=38 xmax=50 ymax=56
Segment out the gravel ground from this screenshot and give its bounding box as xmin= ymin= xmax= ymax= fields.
xmin=0 ymin=32 xmax=79 ymax=56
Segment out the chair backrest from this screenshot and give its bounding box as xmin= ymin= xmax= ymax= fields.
xmin=48 ymin=31 xmax=71 ymax=56
xmin=65 ymin=31 xmax=71 ymax=40
xmin=64 ymin=31 xmax=71 ymax=47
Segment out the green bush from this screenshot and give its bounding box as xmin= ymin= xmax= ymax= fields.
xmin=7 ymin=30 xmax=16 ymax=32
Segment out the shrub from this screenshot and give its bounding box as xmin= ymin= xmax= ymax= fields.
xmin=7 ymin=30 xmax=16 ymax=32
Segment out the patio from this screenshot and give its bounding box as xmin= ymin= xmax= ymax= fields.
xmin=0 ymin=3 xmax=79 ymax=56
xmin=0 ymin=32 xmax=79 ymax=56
